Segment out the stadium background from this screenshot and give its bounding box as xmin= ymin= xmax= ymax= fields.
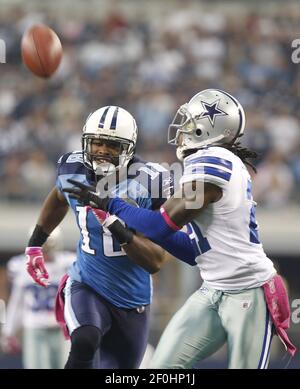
xmin=0 ymin=0 xmax=299 ymax=368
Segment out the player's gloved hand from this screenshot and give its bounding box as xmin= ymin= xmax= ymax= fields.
xmin=25 ymin=247 xmax=50 ymax=287
xmin=63 ymin=179 xmax=110 ymax=211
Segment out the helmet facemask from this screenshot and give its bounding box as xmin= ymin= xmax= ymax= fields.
xmin=168 ymin=104 xmax=196 ymax=145
xmin=168 ymin=104 xmax=213 ymax=160
xmin=82 ymin=134 xmax=135 ymax=176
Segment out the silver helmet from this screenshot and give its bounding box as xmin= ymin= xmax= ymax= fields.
xmin=168 ymin=89 xmax=245 ymax=160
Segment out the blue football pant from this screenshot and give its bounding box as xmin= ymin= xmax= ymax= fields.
xmin=64 ymin=278 xmax=150 ymax=368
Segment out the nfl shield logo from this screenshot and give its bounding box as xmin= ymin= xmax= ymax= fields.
xmin=242 ymin=301 xmax=251 ymax=309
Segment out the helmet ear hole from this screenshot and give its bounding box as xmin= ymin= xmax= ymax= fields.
xmin=196 ymin=129 xmax=202 ymax=136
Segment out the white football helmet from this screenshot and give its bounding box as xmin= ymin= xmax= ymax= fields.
xmin=168 ymin=89 xmax=246 ymax=160
xmin=82 ymin=106 xmax=138 ymax=176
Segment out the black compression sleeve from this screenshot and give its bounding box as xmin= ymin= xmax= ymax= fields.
xmin=28 ymin=225 xmax=49 ymax=247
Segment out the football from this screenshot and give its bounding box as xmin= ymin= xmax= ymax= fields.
xmin=21 ymin=24 xmax=62 ymax=78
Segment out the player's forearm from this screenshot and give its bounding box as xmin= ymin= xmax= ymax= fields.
xmin=100 ymin=211 xmax=196 ymax=269
xmin=108 ymin=198 xmax=177 ymax=241
xmin=36 ymin=187 xmax=69 ymax=234
xmin=107 ymin=200 xmax=196 ymax=265
xmin=123 ymin=235 xmax=168 ymax=274
xmin=107 ymin=184 xmax=219 ymax=243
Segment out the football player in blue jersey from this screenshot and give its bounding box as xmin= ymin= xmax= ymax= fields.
xmin=25 ymin=106 xmax=196 ymax=369
xmin=67 ymin=90 xmax=296 ymax=369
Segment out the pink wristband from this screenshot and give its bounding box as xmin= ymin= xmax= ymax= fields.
xmin=160 ymin=206 xmax=181 ymax=231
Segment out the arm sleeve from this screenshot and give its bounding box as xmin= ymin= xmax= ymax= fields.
xmin=162 ymin=231 xmax=196 ymax=266
xmin=108 ymin=198 xmax=196 ymax=265
xmin=108 ymin=197 xmax=174 ymax=240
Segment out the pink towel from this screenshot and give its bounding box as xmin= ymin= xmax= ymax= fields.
xmin=55 ymin=273 xmax=70 ymax=340
xmin=263 ymin=275 xmax=297 ymax=356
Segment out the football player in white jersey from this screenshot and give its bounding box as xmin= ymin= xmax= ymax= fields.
xmin=1 ymin=228 xmax=74 ymax=368
xmin=69 ymin=89 xmax=296 ymax=368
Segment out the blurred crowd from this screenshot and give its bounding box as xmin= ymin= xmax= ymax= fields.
xmin=0 ymin=1 xmax=300 ymax=206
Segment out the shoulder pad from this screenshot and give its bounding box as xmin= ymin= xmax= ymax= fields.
xmin=57 ymin=151 xmax=85 ymax=176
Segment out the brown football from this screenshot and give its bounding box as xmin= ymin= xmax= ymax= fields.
xmin=21 ymin=24 xmax=63 ymax=78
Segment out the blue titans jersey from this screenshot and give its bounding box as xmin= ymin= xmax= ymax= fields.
xmin=56 ymin=151 xmax=172 ymax=309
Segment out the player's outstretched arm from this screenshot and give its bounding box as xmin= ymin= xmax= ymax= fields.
xmin=106 ymin=182 xmax=221 ymax=242
xmin=91 ymin=208 xmax=196 ymax=267
xmin=62 ymin=179 xmax=220 ymax=258
xmin=163 ymin=182 xmax=222 ymax=227
xmin=26 ymin=187 xmax=69 ymax=287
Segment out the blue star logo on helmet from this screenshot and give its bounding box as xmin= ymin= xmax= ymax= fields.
xmin=199 ymin=100 xmax=228 ymax=126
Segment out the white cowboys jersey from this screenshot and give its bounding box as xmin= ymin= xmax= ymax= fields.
xmin=180 ymin=146 xmax=276 ymax=290
xmin=3 ymin=252 xmax=75 ymax=337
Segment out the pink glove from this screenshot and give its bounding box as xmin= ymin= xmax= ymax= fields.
xmin=25 ymin=247 xmax=49 ymax=287
xmin=86 ymin=206 xmax=109 ymax=224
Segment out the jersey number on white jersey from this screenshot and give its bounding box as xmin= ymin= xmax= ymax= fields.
xmin=187 ymin=222 xmax=211 ymax=256
xmin=187 ymin=180 xmax=260 ymax=257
